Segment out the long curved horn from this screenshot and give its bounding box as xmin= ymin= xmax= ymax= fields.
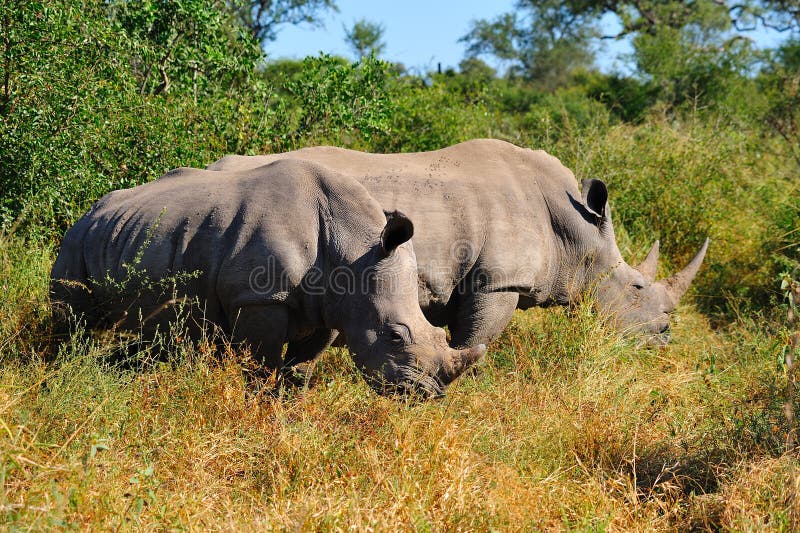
xmin=437 ymin=344 xmax=486 ymax=385
xmin=660 ymin=238 xmax=710 ymax=308
xmin=636 ymin=240 xmax=660 ymax=281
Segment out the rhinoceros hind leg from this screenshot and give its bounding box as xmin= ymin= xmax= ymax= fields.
xmin=448 ymin=291 xmax=519 ymax=350
xmin=50 ymin=278 xmax=96 ymax=341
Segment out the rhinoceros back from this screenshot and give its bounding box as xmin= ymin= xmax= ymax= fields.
xmin=208 ymin=140 xmax=577 ymax=307
xmin=51 ymin=159 xmax=373 ymax=336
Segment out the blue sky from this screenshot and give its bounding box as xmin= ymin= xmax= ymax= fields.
xmin=265 ymin=0 xmax=790 ymax=74
xmin=266 ymin=0 xmax=515 ymax=73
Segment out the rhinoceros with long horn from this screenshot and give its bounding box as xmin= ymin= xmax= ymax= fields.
xmin=50 ymin=159 xmax=486 ymax=396
xmin=208 ymin=139 xmax=708 ymax=347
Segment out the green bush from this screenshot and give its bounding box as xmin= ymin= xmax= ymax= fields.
xmin=277 ymin=54 xmax=397 ymax=150
xmin=0 ymin=0 xmax=267 ymax=236
xmin=374 ymin=80 xmax=494 ymax=153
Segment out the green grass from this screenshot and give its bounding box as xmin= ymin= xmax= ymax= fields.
xmin=1 ymin=236 xmax=797 ymax=531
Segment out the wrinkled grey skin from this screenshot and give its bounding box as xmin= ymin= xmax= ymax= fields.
xmin=208 ymin=139 xmax=708 ymax=348
xmin=51 ymin=159 xmax=486 ymax=397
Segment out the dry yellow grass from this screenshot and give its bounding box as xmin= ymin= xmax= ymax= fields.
xmin=1 ymin=237 xmax=797 ymax=531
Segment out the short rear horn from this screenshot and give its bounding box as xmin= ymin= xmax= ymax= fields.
xmin=660 ymin=238 xmax=710 ymax=308
xmin=437 ymin=344 xmax=486 ymax=385
xmin=636 ymin=240 xmax=660 ymax=281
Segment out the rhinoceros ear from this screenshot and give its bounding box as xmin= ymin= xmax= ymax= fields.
xmin=381 ymin=210 xmax=414 ymax=255
xmin=581 ymin=178 xmax=608 ymax=221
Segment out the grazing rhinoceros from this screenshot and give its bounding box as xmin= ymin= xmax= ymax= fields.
xmin=208 ymin=139 xmax=708 ymax=348
xmin=50 ymin=159 xmax=486 ymax=397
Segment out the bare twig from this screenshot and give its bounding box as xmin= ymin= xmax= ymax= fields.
xmin=786 ymin=280 xmax=800 ymax=453
xmin=786 ymin=332 xmax=797 ymax=451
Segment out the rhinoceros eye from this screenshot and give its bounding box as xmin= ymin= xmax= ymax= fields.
xmin=386 ymin=324 xmax=412 ymax=346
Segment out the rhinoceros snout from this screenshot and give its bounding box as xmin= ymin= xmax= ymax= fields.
xmin=370 ymin=343 xmax=487 ymax=398
xmin=649 ymin=331 xmax=671 ymax=346
xmin=370 ymin=371 xmax=446 ymax=399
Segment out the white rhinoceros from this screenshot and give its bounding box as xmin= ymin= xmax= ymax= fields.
xmin=208 ymin=139 xmax=708 ymax=348
xmin=51 ymin=159 xmax=485 ymax=397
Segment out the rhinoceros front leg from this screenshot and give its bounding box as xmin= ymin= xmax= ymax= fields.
xmin=448 ymin=291 xmax=519 ymax=349
xmin=281 ymin=329 xmax=339 ymax=389
xmin=230 ymin=304 xmax=289 ymax=373
xmin=284 ymin=329 xmax=339 ymax=367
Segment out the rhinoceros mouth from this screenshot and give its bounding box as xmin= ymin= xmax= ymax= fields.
xmin=367 ymin=369 xmax=446 ymax=399
xmin=634 ymin=330 xmax=671 ymax=347
xmin=648 ymin=331 xmax=671 ymax=346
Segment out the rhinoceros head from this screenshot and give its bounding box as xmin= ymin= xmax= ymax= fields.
xmin=577 ymin=179 xmax=708 ymax=344
xmin=338 ymin=211 xmax=486 ymax=397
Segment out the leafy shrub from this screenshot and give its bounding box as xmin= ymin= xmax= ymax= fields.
xmin=373 ymin=79 xmax=494 ymax=153
xmin=109 ymin=0 xmax=262 ymax=98
xmin=0 ymin=0 xmax=266 ymax=236
xmin=277 ymin=54 xmax=397 ymax=150
xmin=584 ymin=73 xmax=658 ymax=123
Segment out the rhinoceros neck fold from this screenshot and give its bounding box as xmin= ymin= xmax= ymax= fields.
xmin=314 ymin=178 xmax=389 ymax=333
xmin=537 ymin=188 xmax=616 ymax=307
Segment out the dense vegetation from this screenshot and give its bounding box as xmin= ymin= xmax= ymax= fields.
xmin=1 ymin=0 xmax=799 ymax=529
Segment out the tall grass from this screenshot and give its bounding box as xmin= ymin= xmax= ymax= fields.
xmin=1 ymin=232 xmax=797 ymax=530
